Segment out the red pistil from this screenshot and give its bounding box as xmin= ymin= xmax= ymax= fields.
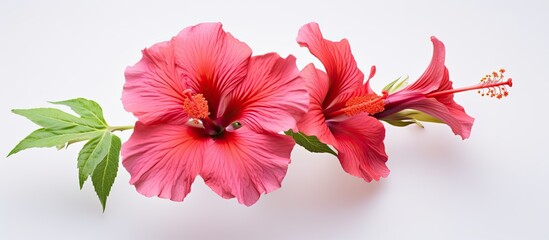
xmin=426 ymin=68 xmax=513 ymax=99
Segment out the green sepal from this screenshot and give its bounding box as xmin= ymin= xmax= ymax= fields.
xmin=381 ymin=109 xmax=443 ymax=128
xmin=92 ymin=134 xmax=121 ymax=212
xmin=284 ymin=130 xmax=337 ymax=156
xmin=382 ymin=75 xmax=409 ymax=94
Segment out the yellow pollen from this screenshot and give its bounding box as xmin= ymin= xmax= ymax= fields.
xmin=343 ymin=93 xmax=385 ymax=116
xmin=183 ymin=93 xmax=209 ymax=120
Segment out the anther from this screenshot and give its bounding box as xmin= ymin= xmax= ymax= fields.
xmin=182 ymin=92 xmax=210 ymax=120
xmin=343 ymin=93 xmax=386 ymax=116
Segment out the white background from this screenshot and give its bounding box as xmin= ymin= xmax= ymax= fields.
xmin=1 ymin=0 xmax=547 ymax=239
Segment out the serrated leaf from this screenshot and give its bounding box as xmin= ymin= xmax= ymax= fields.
xmin=51 ymin=98 xmax=107 ymax=127
xmin=92 ymin=134 xmax=120 ymax=212
xmin=77 ymin=131 xmax=112 ymax=188
xmin=284 ymin=130 xmax=337 ymax=156
xmin=11 ymin=108 xmax=100 ymax=130
xmin=8 ymin=127 xmax=104 ymax=156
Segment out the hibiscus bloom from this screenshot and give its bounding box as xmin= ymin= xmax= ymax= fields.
xmin=121 ymin=23 xmax=309 ymax=206
xmin=296 ymin=22 xmax=389 ymax=182
xmin=376 ymin=37 xmax=512 ymax=139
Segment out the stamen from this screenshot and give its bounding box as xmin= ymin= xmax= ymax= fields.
xmin=477 ymin=69 xmax=512 ymax=99
xmin=182 ymin=92 xmax=210 ymax=121
xmin=342 ymin=92 xmax=387 ymax=116
xmin=425 ymin=69 xmax=513 ymax=99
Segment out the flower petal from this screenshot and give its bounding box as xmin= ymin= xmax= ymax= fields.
xmin=397 ymin=98 xmax=474 ymax=139
xmin=403 ymin=68 xmax=474 ymax=139
xmin=406 ymin=36 xmax=446 ymax=93
xmin=172 ymin=22 xmax=252 ymax=117
xmin=297 ymin=22 xmax=364 ymax=108
xmin=121 ymin=122 xmax=207 ymax=201
xmin=200 ymin=127 xmax=294 ymax=206
xmin=432 ymin=68 xmax=475 ymax=139
xmin=219 ymin=53 xmax=309 ymax=133
xmin=122 ymin=41 xmax=188 ymax=125
xmin=328 ymin=114 xmax=389 ymax=182
xmin=296 ymin=64 xmax=338 ymax=146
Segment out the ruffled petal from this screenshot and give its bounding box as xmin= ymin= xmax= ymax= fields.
xmin=200 ymin=127 xmax=294 ymax=206
xmin=121 ymin=122 xmax=207 ymax=201
xmin=297 ymin=22 xmax=364 ymax=108
xmin=296 ymin=64 xmax=338 ymax=146
xmin=401 ymin=68 xmax=474 ymax=139
xmin=433 ymin=67 xmax=474 ymax=138
xmin=397 ymin=98 xmax=473 ymax=139
xmin=172 ymin=22 xmax=252 ymax=117
xmin=218 ymin=53 xmax=308 ymax=133
xmin=122 ymin=41 xmax=188 ymax=125
xmin=328 ymin=114 xmax=389 ymax=182
xmin=406 ymin=36 xmax=446 ymax=93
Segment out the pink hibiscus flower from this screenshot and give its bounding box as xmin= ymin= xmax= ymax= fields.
xmin=121 ymin=23 xmax=309 ymax=206
xmin=376 ymin=37 xmax=513 ymax=139
xmin=296 ymin=22 xmax=390 ymax=182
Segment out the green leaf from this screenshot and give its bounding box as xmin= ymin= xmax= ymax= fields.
xmin=8 ymin=127 xmax=104 ymax=156
xmin=284 ymin=130 xmax=337 ymax=156
xmin=77 ymin=131 xmax=112 ymax=188
xmin=12 ymin=108 xmax=99 ymax=130
xmin=9 ymin=98 xmax=111 ymax=156
xmin=51 ymin=98 xmax=107 ymax=127
xmin=92 ymin=134 xmax=121 ymax=212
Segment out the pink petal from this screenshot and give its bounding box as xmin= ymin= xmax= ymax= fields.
xmin=406 ymin=36 xmax=446 ymax=93
xmin=404 ymin=68 xmax=474 ymax=139
xmin=433 ymin=68 xmax=475 ymax=139
xmin=121 ymin=122 xmax=207 ymax=201
xmin=219 ymin=53 xmax=309 ymax=133
xmin=297 ymin=22 xmax=364 ymax=107
xmin=329 ymin=114 xmax=389 ymax=182
xmin=122 ymin=41 xmax=188 ymax=125
xmin=398 ymin=98 xmax=473 ymax=139
xmin=200 ymin=127 xmax=294 ymax=206
xmin=172 ymin=23 xmax=252 ymax=117
xmin=296 ymin=64 xmax=338 ymax=146
xmin=339 ymin=65 xmax=378 ymax=105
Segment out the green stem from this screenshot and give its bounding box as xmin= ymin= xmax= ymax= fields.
xmin=108 ymin=125 xmax=134 ymax=132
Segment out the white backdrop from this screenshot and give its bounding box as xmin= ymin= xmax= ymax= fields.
xmin=1 ymin=1 xmax=547 ymax=239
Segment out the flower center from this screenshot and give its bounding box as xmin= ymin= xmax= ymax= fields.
xmin=181 ymin=89 xmax=242 ymax=137
xmin=426 ymin=69 xmax=513 ymax=99
xmin=181 ymin=89 xmax=222 ymax=136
